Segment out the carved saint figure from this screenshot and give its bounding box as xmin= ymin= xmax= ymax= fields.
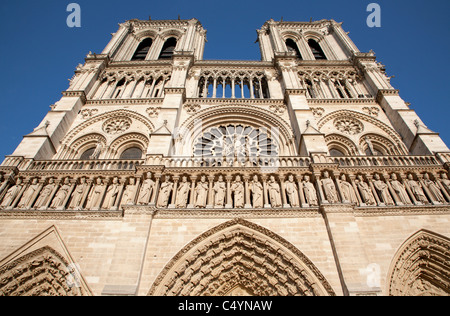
xmin=89 ymin=141 xmax=102 ymax=160
xmin=122 ymin=178 xmax=138 ymax=205
xmin=231 ymin=175 xmax=245 ymax=208
xmin=175 ymin=176 xmax=190 ymax=208
xmin=406 ymin=174 xmax=428 ymax=204
xmin=69 ymin=177 xmax=88 ymax=210
xmin=303 ymin=175 xmax=318 ymax=206
xmin=339 ymin=174 xmax=358 ymax=204
xmin=250 ymin=175 xmax=264 ymax=208
xmin=1 ymin=178 xmax=24 ymax=208
xmin=51 ymin=178 xmax=72 ymax=209
xmin=102 ymin=177 xmax=120 ymax=209
xmin=372 ymin=173 xmax=394 ymax=205
xmin=17 ymin=178 xmax=40 ymax=209
xmin=321 ymin=171 xmax=339 ymax=203
xmin=389 ymin=174 xmax=412 ymax=205
xmin=157 ymin=177 xmax=173 ymax=208
xmin=268 ymin=176 xmax=282 ymax=207
xmin=195 ymin=176 xmax=209 ymax=208
xmin=356 ymin=175 xmax=376 ymax=205
xmin=137 ymin=172 xmax=155 ymax=205
xmin=440 ymin=173 xmax=450 ymax=194
xmin=86 ymin=178 xmax=106 ymax=210
xmin=423 ymin=173 xmax=446 ymax=203
xmin=213 ymin=176 xmax=226 ymax=207
xmin=285 ymin=175 xmax=299 ymax=207
xmin=34 ymin=178 xmax=56 ymax=209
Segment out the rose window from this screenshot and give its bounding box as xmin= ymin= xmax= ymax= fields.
xmin=194 ymin=125 xmax=278 ymax=158
xmin=334 ymin=118 xmax=363 ymax=135
xmin=102 ymin=117 xmax=132 ymax=135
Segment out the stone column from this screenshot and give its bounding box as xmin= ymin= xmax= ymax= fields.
xmin=207 ymin=175 xmax=215 ymax=208
xmin=261 ymin=175 xmax=271 ymax=208
xmin=169 ymin=176 xmax=179 ymax=209
xmin=188 ymin=175 xmax=197 ymax=208
xmin=297 ymin=175 xmax=307 ymax=207
xmin=225 ymin=175 xmax=233 ymax=209
xmin=149 ymin=174 xmax=161 ymax=206
xmin=243 ymin=175 xmax=252 ymax=209
xmin=279 ymin=175 xmax=290 ymax=208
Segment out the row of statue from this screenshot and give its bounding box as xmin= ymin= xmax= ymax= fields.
xmin=0 ymin=171 xmax=449 ymax=211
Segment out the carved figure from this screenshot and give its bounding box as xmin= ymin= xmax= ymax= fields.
xmin=17 ymin=178 xmax=39 ymax=209
xmin=175 ymin=176 xmax=190 ymax=208
xmin=34 ymin=178 xmax=56 ymax=209
xmin=213 ymin=175 xmax=226 ymax=207
xmin=102 ymin=177 xmax=120 ymax=209
xmin=406 ymin=174 xmax=428 ymax=204
xmin=285 ymin=175 xmax=299 ymax=207
xmin=303 ymin=175 xmax=318 ymax=206
xmin=122 ymin=178 xmax=138 ymax=205
xmin=231 ymin=175 xmax=245 ymax=208
xmin=373 ymin=174 xmax=394 ymax=205
xmin=250 ymin=175 xmax=264 ymax=208
xmin=1 ymin=178 xmax=24 ymax=208
xmin=390 ymin=174 xmax=411 ymax=204
xmin=195 ymin=176 xmax=209 ymax=208
xmin=356 ymin=175 xmax=376 ymax=205
xmin=339 ymin=174 xmax=358 ymax=204
xmin=321 ymin=171 xmax=339 ymax=203
xmin=268 ymin=176 xmax=282 ymax=207
xmin=69 ymin=177 xmax=88 ymax=210
xmin=423 ymin=173 xmax=446 ymax=203
xmin=50 ymin=178 xmax=72 ymax=209
xmin=137 ymin=172 xmax=155 ymax=205
xmin=157 ymin=177 xmax=173 ymax=208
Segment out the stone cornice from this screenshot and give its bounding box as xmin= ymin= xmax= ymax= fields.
xmin=61 ymin=90 xmax=87 ymax=103
xmin=307 ymin=98 xmax=377 ymax=105
xmin=0 ymin=209 xmax=124 ymax=220
xmin=376 ymin=89 xmax=400 ymax=103
xmin=185 ymin=97 xmax=284 ymax=106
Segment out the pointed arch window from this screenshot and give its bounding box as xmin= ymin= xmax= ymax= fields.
xmin=285 ymin=39 xmax=302 ymax=59
xmin=131 ymin=38 xmax=153 ymax=61
xmin=120 ymin=147 xmax=143 ymax=160
xmin=308 ymin=39 xmax=327 ymax=60
xmin=158 ymin=37 xmax=177 ymax=60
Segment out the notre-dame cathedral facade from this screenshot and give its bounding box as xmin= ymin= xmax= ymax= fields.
xmin=0 ymin=18 xmax=449 ymax=296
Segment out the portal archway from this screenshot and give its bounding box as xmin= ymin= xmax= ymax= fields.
xmin=148 ymin=218 xmax=335 ymax=296
xmin=387 ymin=229 xmax=450 ymax=296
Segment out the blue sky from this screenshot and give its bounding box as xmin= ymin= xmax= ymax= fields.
xmin=0 ymin=0 xmax=449 ymax=159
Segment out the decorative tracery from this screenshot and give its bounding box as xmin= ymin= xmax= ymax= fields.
xmin=194 ymin=125 xmax=278 ymax=158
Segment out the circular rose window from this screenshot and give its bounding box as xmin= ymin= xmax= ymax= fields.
xmin=102 ymin=117 xmax=132 ymax=135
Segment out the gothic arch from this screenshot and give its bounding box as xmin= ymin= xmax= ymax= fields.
xmin=387 ymin=229 xmax=450 ymax=296
xmin=61 ymin=109 xmax=155 ymax=149
xmin=325 ymin=134 xmax=359 ymax=156
xmin=148 ymin=218 xmax=335 ymax=296
xmin=0 ymin=246 xmax=89 ymax=296
xmin=107 ymin=132 xmax=149 ymax=159
xmin=318 ymin=110 xmax=408 ymax=155
xmin=177 ymin=105 xmax=296 ymax=156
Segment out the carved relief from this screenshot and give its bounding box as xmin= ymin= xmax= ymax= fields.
xmin=148 ymin=219 xmax=336 ymax=296
xmin=334 ymin=117 xmax=363 ymax=135
xmin=102 ymin=117 xmax=132 ymax=135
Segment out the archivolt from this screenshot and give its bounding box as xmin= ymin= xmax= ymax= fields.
xmin=0 ymin=246 xmax=89 ymax=296
xmin=148 ymin=218 xmax=335 ymax=296
xmin=387 ymin=229 xmax=450 ymax=296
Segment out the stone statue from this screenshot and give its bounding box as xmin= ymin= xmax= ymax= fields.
xmin=268 ymin=176 xmax=282 ymax=207
xmin=440 ymin=173 xmax=450 ymax=194
xmin=175 ymin=176 xmax=190 ymax=208
xmin=69 ymin=177 xmax=89 ymax=210
xmin=122 ymin=178 xmax=138 ymax=205
xmin=373 ymin=174 xmax=394 ymax=205
xmin=137 ymin=172 xmax=155 ymax=205
xmin=213 ymin=175 xmax=226 ymax=207
xmin=356 ymin=175 xmax=376 ymax=205
xmin=89 ymin=141 xmax=102 ymax=160
xmin=303 ymin=175 xmax=318 ymax=206
xmin=194 ymin=176 xmax=209 ymax=208
xmin=406 ymin=174 xmax=428 ymax=204
xmin=389 ymin=174 xmax=412 ymax=205
xmin=86 ymin=178 xmax=106 ymax=210
xmin=231 ymin=175 xmax=245 ymax=208
xmin=156 ymin=176 xmax=173 ymax=208
xmin=285 ymin=175 xmax=299 ymax=207
xmin=50 ymin=178 xmax=72 ymax=209
xmin=17 ymin=178 xmax=40 ymax=209
xmin=321 ymin=171 xmax=339 ymax=203
xmin=423 ymin=173 xmax=446 ymax=203
xmin=34 ymin=178 xmax=56 ymax=209
xmin=250 ymin=175 xmax=264 ymax=208
xmin=1 ymin=178 xmax=24 ymax=208
xmin=339 ymin=174 xmax=358 ymax=204
xmin=102 ymin=177 xmax=120 ymax=209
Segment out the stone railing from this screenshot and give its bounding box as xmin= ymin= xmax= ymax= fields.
xmin=27 ymin=159 xmax=145 ymax=171
xmin=331 ymin=155 xmax=441 ymax=167
xmin=145 ymin=156 xmax=312 ymax=168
